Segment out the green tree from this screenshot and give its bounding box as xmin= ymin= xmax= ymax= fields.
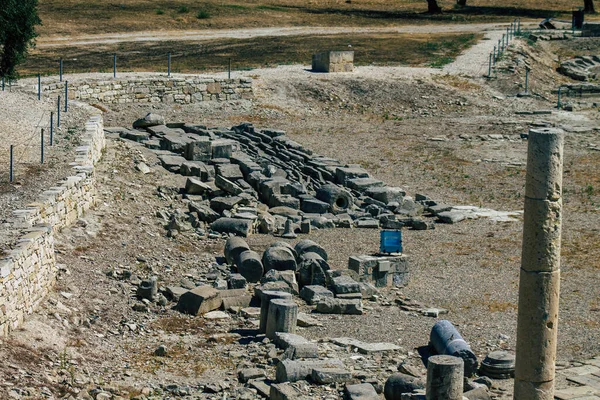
xmin=0 ymin=0 xmax=41 ymax=79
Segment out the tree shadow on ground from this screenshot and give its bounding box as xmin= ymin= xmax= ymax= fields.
xmin=448 ymin=6 xmax=563 ymax=18
xmin=298 ymin=5 xmax=565 ymax=21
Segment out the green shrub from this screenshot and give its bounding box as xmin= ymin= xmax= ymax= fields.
xmin=155 ymin=9 xmax=164 ymax=15
xmin=177 ymin=6 xmax=189 ymax=13
xmin=196 ymin=9 xmax=211 ymax=19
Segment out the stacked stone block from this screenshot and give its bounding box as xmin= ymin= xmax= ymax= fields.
xmin=0 ymin=115 xmax=106 ymax=336
xmin=41 ymin=76 xmax=253 ymax=105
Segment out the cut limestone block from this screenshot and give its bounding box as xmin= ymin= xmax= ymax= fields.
xmin=210 ymin=218 xmax=253 ymax=237
xmin=274 ymin=332 xmax=319 ymax=359
xmin=300 ymin=285 xmax=334 ymax=305
xmin=312 ymin=51 xmax=354 ymax=73
xmin=332 ymin=275 xmax=362 ymax=295
xmin=176 ymin=286 xmax=222 ymax=315
xmin=185 ymin=177 xmax=214 ymax=195
xmin=185 ymin=137 xmax=212 ymax=161
xmin=315 ymin=298 xmax=363 ymax=315
xmin=348 ymin=254 xmax=410 ymax=288
xmin=276 ymin=359 xmax=345 ymax=383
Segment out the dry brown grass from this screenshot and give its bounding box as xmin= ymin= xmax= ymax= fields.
xmin=20 ymin=32 xmax=481 ymax=76
xmin=37 ymin=0 xmax=585 ymax=37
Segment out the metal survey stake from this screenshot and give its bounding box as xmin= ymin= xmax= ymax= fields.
xmin=50 ymin=112 xmax=54 ymax=146
xmin=65 ymin=81 xmax=68 ymax=112
xmin=57 ymin=96 xmax=61 ymax=127
xmin=113 ymin=53 xmax=117 ymax=78
xmin=9 ymin=145 xmax=14 ymax=183
xmin=168 ymin=53 xmax=171 ymax=77
xmin=41 ymin=129 xmax=45 ymax=164
xmin=38 ymin=74 xmax=41 ymax=100
xmin=59 ymin=58 xmax=63 ymax=82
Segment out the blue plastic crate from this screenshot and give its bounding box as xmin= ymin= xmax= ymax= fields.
xmin=380 ymin=230 xmax=402 ymax=254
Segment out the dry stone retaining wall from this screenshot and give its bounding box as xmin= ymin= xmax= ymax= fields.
xmin=42 ymin=76 xmax=253 ymax=105
xmin=0 ymin=115 xmax=105 ymax=336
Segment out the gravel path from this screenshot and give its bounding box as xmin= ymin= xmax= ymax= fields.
xmin=37 ymin=23 xmax=509 ymax=47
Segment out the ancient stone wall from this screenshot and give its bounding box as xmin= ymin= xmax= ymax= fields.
xmin=41 ymin=76 xmax=253 ymax=105
xmin=0 ymin=115 xmax=105 ymax=336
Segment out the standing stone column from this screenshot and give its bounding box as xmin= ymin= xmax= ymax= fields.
xmin=260 ymin=291 xmax=293 ymax=333
xmin=426 ymin=355 xmax=464 ymax=400
xmin=514 ymin=128 xmax=564 ymax=400
xmin=266 ymin=299 xmax=298 ymax=340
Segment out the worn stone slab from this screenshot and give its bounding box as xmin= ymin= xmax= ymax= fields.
xmin=554 ymin=386 xmax=600 ymax=399
xmin=270 ymin=383 xmax=309 ymax=400
xmin=331 ymin=337 xmax=401 ymax=354
xmin=238 ymin=368 xmax=266 ymax=383
xmin=560 ymin=366 xmax=600 ymax=376
xmin=158 ymin=154 xmax=187 ymax=172
xmin=332 ymin=275 xmax=361 ymax=295
xmin=567 ymin=374 xmax=600 ymax=390
xmin=248 ymin=380 xmax=270 ymax=398
xmin=297 ymin=312 xmax=323 ymax=327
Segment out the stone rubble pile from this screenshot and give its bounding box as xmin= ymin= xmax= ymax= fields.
xmin=114 ymin=235 xmax=499 ymax=400
xmin=107 ymin=113 xmax=485 ymax=238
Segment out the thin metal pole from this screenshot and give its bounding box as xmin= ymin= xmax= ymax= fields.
xmin=60 ymin=58 xmax=63 ymax=82
xmin=228 ymin=57 xmax=231 ymax=79
xmin=38 ymin=74 xmax=41 ymax=100
xmin=525 ymin=67 xmax=530 ymax=94
xmin=557 ymin=87 xmax=562 ymax=109
xmin=9 ymin=145 xmax=14 ymax=183
xmin=41 ymin=129 xmax=45 ymax=164
xmin=50 ymin=112 xmax=54 ymax=146
xmin=64 ymin=81 xmax=68 ymax=112
xmin=57 ymin=96 xmax=61 ymax=127
xmin=489 ymin=53 xmax=493 ymax=77
xmin=113 ymin=53 xmax=117 ymax=78
xmin=2 ymin=76 xmax=5 ymax=91
xmin=168 ymin=52 xmax=171 ymax=77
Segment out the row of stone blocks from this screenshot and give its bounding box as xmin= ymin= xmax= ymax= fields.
xmin=0 ymin=114 xmax=106 ymax=336
xmin=38 ymin=76 xmax=254 ymax=105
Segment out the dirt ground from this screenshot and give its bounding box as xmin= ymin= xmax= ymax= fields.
xmin=0 ymin=34 xmax=599 ymax=399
